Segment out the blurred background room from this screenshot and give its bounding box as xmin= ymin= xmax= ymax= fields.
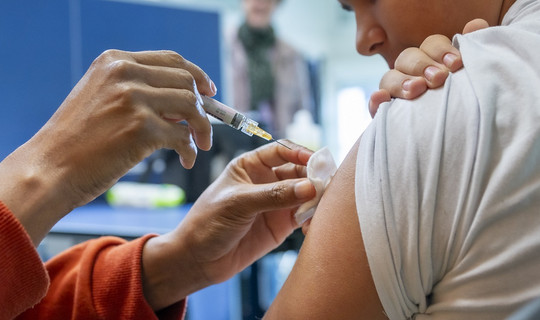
xmin=0 ymin=0 xmax=387 ymax=319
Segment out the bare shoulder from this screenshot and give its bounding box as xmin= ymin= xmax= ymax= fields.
xmin=264 ymin=140 xmax=387 ymax=319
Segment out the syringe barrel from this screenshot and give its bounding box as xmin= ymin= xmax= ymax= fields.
xmin=201 ymin=96 xmax=245 ymax=130
xmin=201 ymin=96 xmax=261 ymax=137
xmin=230 ymin=113 xmax=246 ymax=129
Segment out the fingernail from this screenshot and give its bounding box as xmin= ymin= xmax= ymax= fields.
xmin=443 ymin=53 xmax=458 ymax=69
xmin=402 ymin=79 xmax=413 ymax=91
xmin=211 ymin=81 xmax=217 ymax=95
xmin=424 ymin=66 xmax=441 ymax=82
xmin=295 ymin=180 xmax=315 ymax=199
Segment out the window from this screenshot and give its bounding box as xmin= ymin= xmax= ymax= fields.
xmin=336 ymin=86 xmax=372 ymax=162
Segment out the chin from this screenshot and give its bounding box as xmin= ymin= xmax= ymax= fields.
xmin=385 ymin=57 xmax=395 ymax=69
xmin=378 ymin=51 xmax=396 ymax=69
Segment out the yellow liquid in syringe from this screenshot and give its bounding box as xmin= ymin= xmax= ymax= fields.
xmin=245 ymin=123 xmax=273 ymax=140
xmin=244 ymin=123 xmax=292 ymax=149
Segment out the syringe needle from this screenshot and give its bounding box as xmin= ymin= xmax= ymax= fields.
xmin=272 ymin=139 xmax=292 ymax=150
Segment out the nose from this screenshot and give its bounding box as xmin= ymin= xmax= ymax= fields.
xmin=355 ymin=14 xmax=386 ymax=56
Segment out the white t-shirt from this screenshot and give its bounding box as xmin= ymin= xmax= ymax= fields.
xmin=355 ymin=0 xmax=540 ymax=319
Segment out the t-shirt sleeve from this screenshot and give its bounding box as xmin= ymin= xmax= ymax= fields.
xmin=355 ymin=26 xmax=540 ymax=317
xmin=355 ymin=69 xmax=482 ymax=319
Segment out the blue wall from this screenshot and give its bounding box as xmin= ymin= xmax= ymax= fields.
xmin=0 ymin=0 xmax=221 ymax=160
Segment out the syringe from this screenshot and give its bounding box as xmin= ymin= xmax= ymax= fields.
xmin=201 ymin=96 xmax=291 ymax=149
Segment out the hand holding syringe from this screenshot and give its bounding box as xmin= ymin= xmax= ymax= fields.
xmin=201 ymin=96 xmax=291 ymax=149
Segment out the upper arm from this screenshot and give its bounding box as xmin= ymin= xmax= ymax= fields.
xmin=264 ymin=140 xmax=387 ymax=319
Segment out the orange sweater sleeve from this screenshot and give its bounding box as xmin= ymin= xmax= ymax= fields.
xmin=0 ymin=200 xmax=186 ymax=319
xmin=0 ymin=201 xmax=49 ymax=320
xmin=18 ymin=235 xmax=186 ymax=320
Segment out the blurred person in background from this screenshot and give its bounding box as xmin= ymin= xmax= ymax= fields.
xmin=227 ymin=0 xmax=314 ymax=140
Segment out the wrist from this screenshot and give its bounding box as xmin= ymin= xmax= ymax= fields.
xmin=141 ymin=232 xmax=210 ymax=311
xmin=0 ymin=142 xmax=74 ymax=245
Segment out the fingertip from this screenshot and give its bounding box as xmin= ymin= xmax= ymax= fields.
xmin=368 ymin=98 xmax=379 ymax=118
xmin=369 ymin=90 xmax=391 ymax=118
xmin=199 ymin=76 xmax=217 ymax=97
xmin=402 ymin=78 xmax=427 ymax=99
xmin=196 ymin=138 xmax=212 ymax=151
xmin=424 ymin=66 xmax=448 ymax=88
xmin=179 ymin=154 xmax=195 ymax=169
xmin=188 ymin=111 xmax=213 ymax=151
xmin=186 ymin=60 xmax=216 ymax=97
xmin=194 ymin=130 xmax=213 ymax=151
xmin=371 ymin=89 xmax=391 ymax=101
xmin=301 ymin=218 xmax=312 ymax=235
xmin=426 ymin=68 xmax=449 ymax=89
xmin=211 ymin=81 xmax=217 ymax=96
xmin=402 ymin=79 xmax=414 ymax=92
xmin=463 ymin=18 xmax=490 ymax=35
xmin=368 ymin=96 xmax=382 ymax=118
xmin=294 ymin=180 xmax=316 ymax=200
xmin=177 ymin=138 xmax=198 ymax=169
xmin=368 ymin=99 xmax=376 ymax=118
xmin=443 ymin=53 xmax=463 ymax=72
xmin=296 ymin=148 xmax=314 ymax=165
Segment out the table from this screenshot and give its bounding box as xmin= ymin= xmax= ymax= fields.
xmin=50 ymin=203 xmax=191 ymax=238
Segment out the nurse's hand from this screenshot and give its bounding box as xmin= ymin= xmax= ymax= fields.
xmin=142 ymin=141 xmax=317 ymax=311
xmin=369 ymin=19 xmax=489 ymax=117
xmin=0 ymin=50 xmax=216 ymax=245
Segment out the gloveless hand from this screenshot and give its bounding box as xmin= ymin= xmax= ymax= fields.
xmin=0 ymin=50 xmax=215 ymax=244
xmin=142 ymin=141 xmax=316 ymax=310
xmin=369 ymin=19 xmax=490 ymax=117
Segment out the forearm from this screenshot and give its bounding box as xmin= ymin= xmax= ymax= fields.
xmin=0 ymin=139 xmax=75 ymax=246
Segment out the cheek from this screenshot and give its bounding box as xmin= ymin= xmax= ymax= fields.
xmin=379 ymin=0 xmax=451 ymax=43
xmin=374 ymin=14 xmax=420 ymax=62
xmin=378 ymin=6 xmax=452 ymax=55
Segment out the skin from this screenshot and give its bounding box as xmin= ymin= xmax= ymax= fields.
xmin=243 ymin=0 xmax=280 ymax=29
xmin=265 ymin=0 xmax=516 ymax=318
xmin=266 ymin=141 xmax=386 ymax=319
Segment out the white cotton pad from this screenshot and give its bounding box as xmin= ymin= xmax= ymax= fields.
xmin=294 ymin=147 xmax=337 ymax=225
